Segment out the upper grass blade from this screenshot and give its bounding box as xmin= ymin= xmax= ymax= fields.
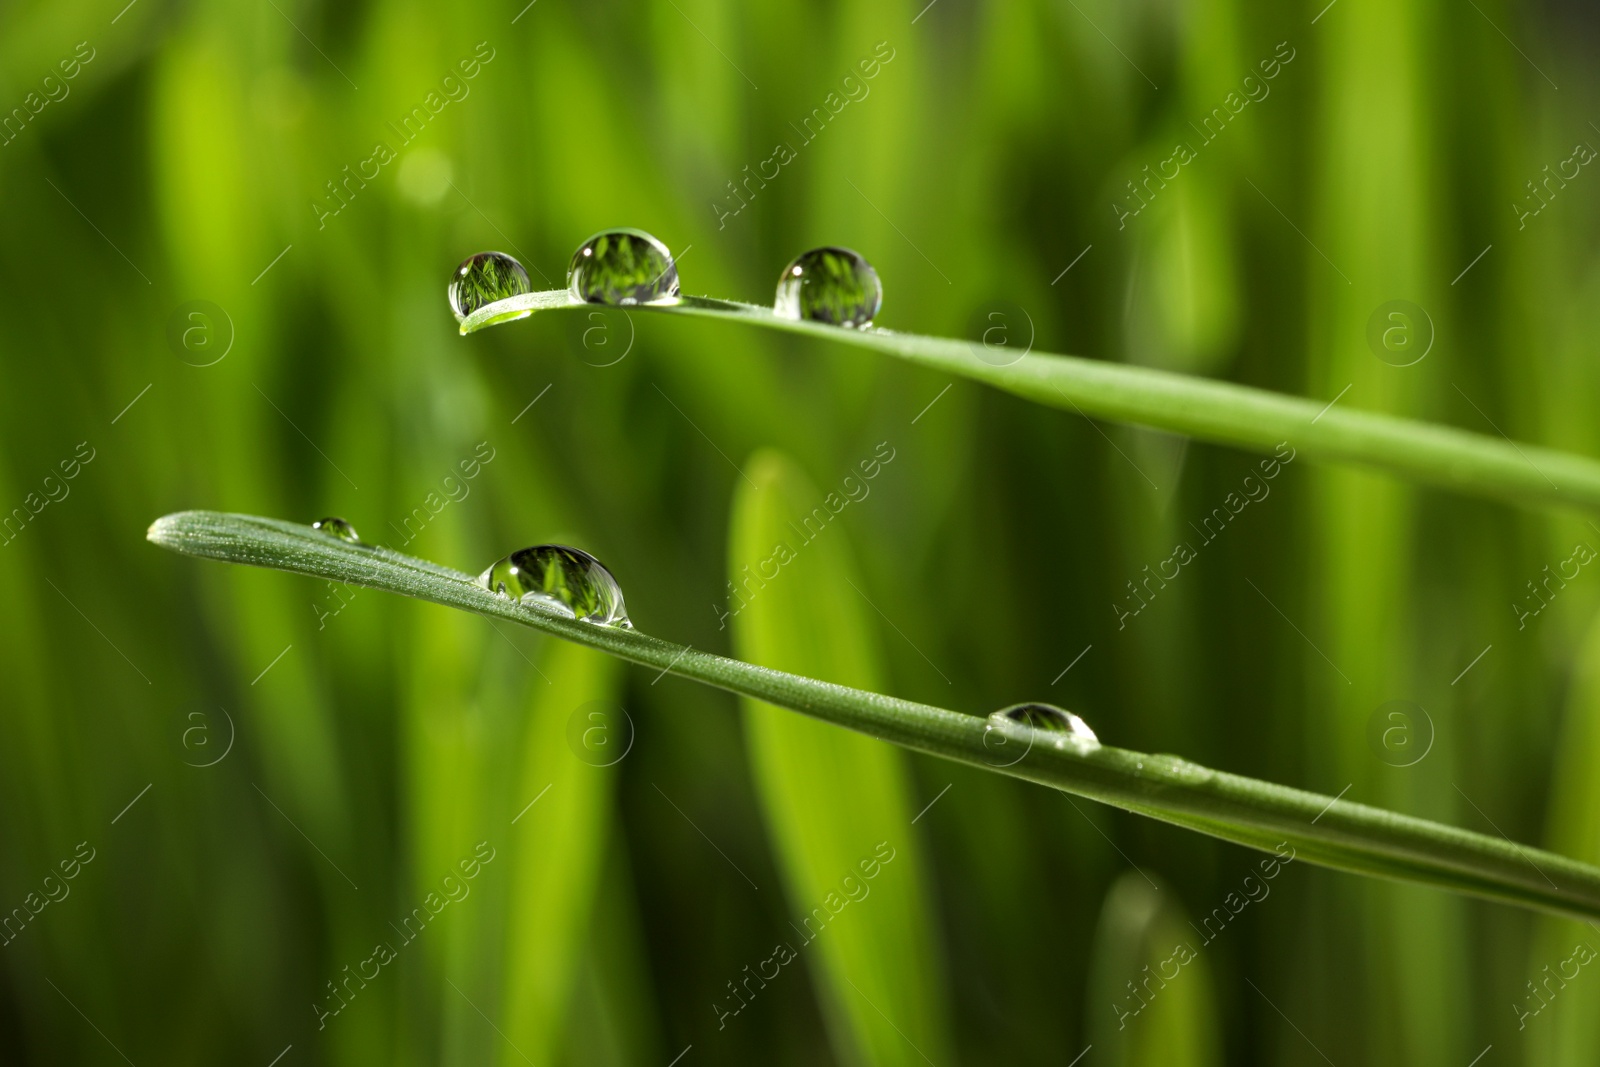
xmin=729 ymin=450 xmax=953 ymax=1065
xmin=147 ymin=509 xmax=1600 ymax=923
xmin=459 ymin=293 xmax=1600 ymax=515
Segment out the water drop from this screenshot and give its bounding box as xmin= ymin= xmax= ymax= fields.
xmin=312 ymin=516 xmax=360 ymax=543
xmin=568 ymin=229 xmax=680 ymax=307
xmin=479 ymin=544 xmax=631 ymax=627
xmin=987 ymin=702 xmax=1100 ymax=751
xmin=773 ymin=246 xmax=882 ymax=328
xmin=449 ymin=251 xmax=532 ymax=322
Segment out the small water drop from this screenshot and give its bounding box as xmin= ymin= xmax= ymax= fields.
xmin=773 ymin=246 xmax=882 ymax=328
xmin=568 ymin=229 xmax=680 ymax=307
xmin=988 ymin=702 xmax=1100 ymax=750
xmin=479 ymin=544 xmax=631 ymax=627
xmin=312 ymin=516 xmax=360 ymax=543
xmin=449 ymin=251 xmax=532 ymax=321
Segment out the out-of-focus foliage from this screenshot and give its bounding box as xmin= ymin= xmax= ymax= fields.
xmin=1 ymin=0 xmax=1598 ymax=1063
xmin=1086 ymin=872 xmax=1221 ymax=1067
xmin=731 ymin=449 xmax=951 ymax=1066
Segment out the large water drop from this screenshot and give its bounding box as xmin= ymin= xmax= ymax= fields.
xmin=312 ymin=516 xmax=361 ymax=543
xmin=568 ymin=229 xmax=680 ymax=306
xmin=773 ymin=246 xmax=882 ymax=328
xmin=479 ymin=544 xmax=632 ymax=627
xmin=987 ymin=702 xmax=1100 ymax=751
xmin=449 ymin=251 xmax=532 ymax=321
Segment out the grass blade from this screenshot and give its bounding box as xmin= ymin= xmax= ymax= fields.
xmin=500 ymin=641 xmax=623 ymax=1065
xmin=146 ymin=510 xmax=1600 ymax=923
xmin=729 ymin=450 xmax=952 ymax=1065
xmin=460 ymin=293 xmax=1600 ymax=515
xmin=1085 ymin=873 xmax=1221 ymax=1067
xmin=1528 ymin=612 xmax=1600 ymax=1060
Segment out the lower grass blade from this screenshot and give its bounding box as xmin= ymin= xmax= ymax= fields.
xmin=459 ymin=293 xmax=1600 ymax=515
xmin=146 ymin=510 xmax=1600 ymax=923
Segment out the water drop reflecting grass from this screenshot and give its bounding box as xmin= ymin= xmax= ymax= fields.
xmin=311 ymin=516 xmax=360 ymax=543
xmin=988 ymin=702 xmax=1099 ymax=749
xmin=440 ymin=238 xmax=1600 ymax=523
xmin=773 ymin=246 xmax=881 ymax=328
xmin=479 ymin=544 xmax=631 ymax=627
xmin=449 ymin=251 xmax=532 ymax=321
xmin=568 ymin=229 xmax=680 ymax=307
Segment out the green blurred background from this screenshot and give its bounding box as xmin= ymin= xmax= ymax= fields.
xmin=4 ymin=0 xmax=1600 ymax=1062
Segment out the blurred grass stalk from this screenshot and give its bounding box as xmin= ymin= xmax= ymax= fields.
xmin=729 ymin=450 xmax=953 ymax=1065
xmin=1085 ymin=873 xmax=1221 ymax=1067
xmin=1529 ymin=613 xmax=1600 ymax=1063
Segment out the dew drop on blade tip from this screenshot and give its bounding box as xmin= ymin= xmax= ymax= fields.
xmin=568 ymin=229 xmax=680 ymax=307
xmin=449 ymin=251 xmax=532 ymax=322
xmin=988 ymin=702 xmax=1099 ymax=749
xmin=479 ymin=544 xmax=631 ymax=627
xmin=773 ymin=246 xmax=881 ymax=328
xmin=312 ymin=516 xmax=360 ymax=543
